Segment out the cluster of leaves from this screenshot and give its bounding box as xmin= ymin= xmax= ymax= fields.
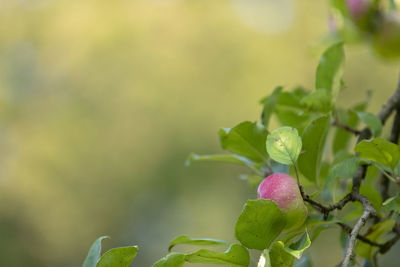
xmin=81 ymin=2 xmax=400 ymax=266
xmin=81 ymin=40 xmax=400 ymax=266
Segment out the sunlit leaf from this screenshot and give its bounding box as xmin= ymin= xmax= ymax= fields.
xmin=219 ymin=121 xmax=268 ymax=162
xmin=235 ymin=199 xmax=286 ymax=250
xmin=168 ymin=235 xmax=228 ymax=252
xmin=83 ymin=236 xmax=109 ymax=267
xmin=152 ymin=253 xmax=186 ymax=267
xmin=355 ymin=138 xmax=400 ymax=171
xmin=266 ymin=127 xmax=302 ymax=165
xmin=268 ymin=241 xmax=295 ymax=267
xmin=185 ymin=244 xmax=250 ymax=267
xmin=298 ymin=115 xmax=331 ymax=182
xmin=96 ymin=246 xmax=138 ymax=267
xmin=356 ymin=111 xmax=382 ymax=137
xmin=383 ymin=193 xmax=400 ymax=213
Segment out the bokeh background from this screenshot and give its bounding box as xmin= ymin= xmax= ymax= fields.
xmin=0 ymin=0 xmax=400 ymax=266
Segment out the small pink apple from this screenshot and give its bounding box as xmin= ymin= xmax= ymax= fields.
xmin=258 ymin=173 xmax=307 ymax=231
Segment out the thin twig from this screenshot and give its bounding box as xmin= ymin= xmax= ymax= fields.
xmin=337 ymin=222 xmax=382 ymax=247
xmin=342 ymin=206 xmax=373 ymax=267
xmin=332 ymin=113 xmax=361 ymax=135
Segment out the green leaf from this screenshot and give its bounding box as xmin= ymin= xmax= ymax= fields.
xmin=356 ymin=111 xmax=382 ymax=137
xmin=168 ymin=235 xmax=228 ymax=252
xmin=300 ymin=89 xmax=332 ymax=113
xmin=185 ymin=244 xmax=250 ymax=267
xmin=152 ymin=253 xmax=186 ymax=267
xmin=383 ymin=193 xmax=400 ymax=213
xmin=285 ymin=232 xmax=311 ymax=259
xmin=355 ymin=138 xmax=400 ymax=171
xmin=274 ymin=88 xmax=314 ymax=132
xmin=235 ymin=199 xmax=286 ymax=250
xmin=355 ymin=218 xmax=395 ymax=259
xmin=269 ymin=242 xmax=295 ymax=267
xmin=333 ymin=98 xmax=368 ymax=154
xmin=96 ymin=246 xmax=138 ymax=267
xmin=83 ymin=236 xmax=109 ymax=267
xmin=219 ymin=121 xmax=268 ymax=162
xmin=261 ymin=86 xmax=283 ymax=128
xmin=322 ymin=157 xmax=360 ymax=201
xmin=266 ymin=127 xmax=302 ymax=165
xmin=185 ymin=153 xmax=252 ymax=167
xmin=315 ymin=42 xmax=345 ymax=103
xmin=359 ymin=185 xmax=382 ymax=212
xmin=298 ymin=115 xmax=331 ymax=182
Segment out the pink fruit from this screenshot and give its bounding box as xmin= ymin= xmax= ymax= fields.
xmin=257 ymin=173 xmax=307 ymax=231
xmin=346 ymin=0 xmax=370 ymax=20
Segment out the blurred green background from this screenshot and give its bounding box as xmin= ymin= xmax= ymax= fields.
xmin=0 ymin=0 xmax=399 ymax=266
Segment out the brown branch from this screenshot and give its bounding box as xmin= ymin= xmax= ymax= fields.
xmin=337 ymin=222 xmax=381 ymax=247
xmin=332 ymin=114 xmax=361 ymax=135
xmin=342 ymin=203 xmax=374 ymax=267
xmin=379 ymin=108 xmax=400 ymax=201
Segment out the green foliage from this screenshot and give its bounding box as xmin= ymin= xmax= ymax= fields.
xmin=152 ymin=253 xmax=186 ymax=267
xmin=383 ymin=194 xmax=400 ymax=213
xmin=355 ymin=218 xmax=395 ymax=259
xmin=235 ymin=199 xmax=286 ymax=250
xmin=82 ymin=12 xmax=400 ymax=266
xmin=298 ymin=115 xmax=331 ymax=182
xmin=315 ymin=42 xmax=345 ymax=104
xmin=168 ymin=235 xmax=228 ymax=252
xmin=355 ymin=138 xmax=400 ymax=171
xmin=83 ymin=236 xmax=109 ymax=267
xmin=356 ymin=111 xmax=382 ymax=137
xmin=219 ymin=121 xmax=268 ymax=162
xmin=185 ymin=244 xmax=250 ymax=267
xmin=96 ymin=247 xmax=138 ymax=267
xmin=266 ymin=127 xmax=302 ymax=165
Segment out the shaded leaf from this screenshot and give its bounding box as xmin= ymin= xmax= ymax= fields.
xmin=360 ymin=185 xmax=382 ymax=212
xmin=298 ymin=115 xmax=331 ymax=182
xmin=186 ymin=244 xmax=250 ymax=267
xmin=355 ymin=218 xmax=395 ymax=259
xmin=356 ymin=111 xmax=382 ymax=137
xmin=293 ymin=255 xmax=313 ymax=267
xmin=235 ymin=199 xmax=286 ymax=250
xmin=322 ymin=157 xmax=360 ymax=201
xmin=266 ymin=127 xmax=302 ymax=165
xmin=168 ymin=235 xmax=228 ymax=252
xmin=219 ymin=121 xmax=268 ymax=162
xmin=83 ymin=236 xmax=109 ymax=267
xmin=300 ymin=89 xmax=332 ymax=113
xmin=315 ymin=42 xmax=345 ymax=102
xmin=285 ymin=232 xmax=311 ymax=259
xmin=96 ymin=246 xmax=138 ymax=267
xmin=261 ymin=86 xmax=283 ymax=128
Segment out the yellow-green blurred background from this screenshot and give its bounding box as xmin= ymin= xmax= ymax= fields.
xmin=0 ymin=0 xmax=399 ymax=266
